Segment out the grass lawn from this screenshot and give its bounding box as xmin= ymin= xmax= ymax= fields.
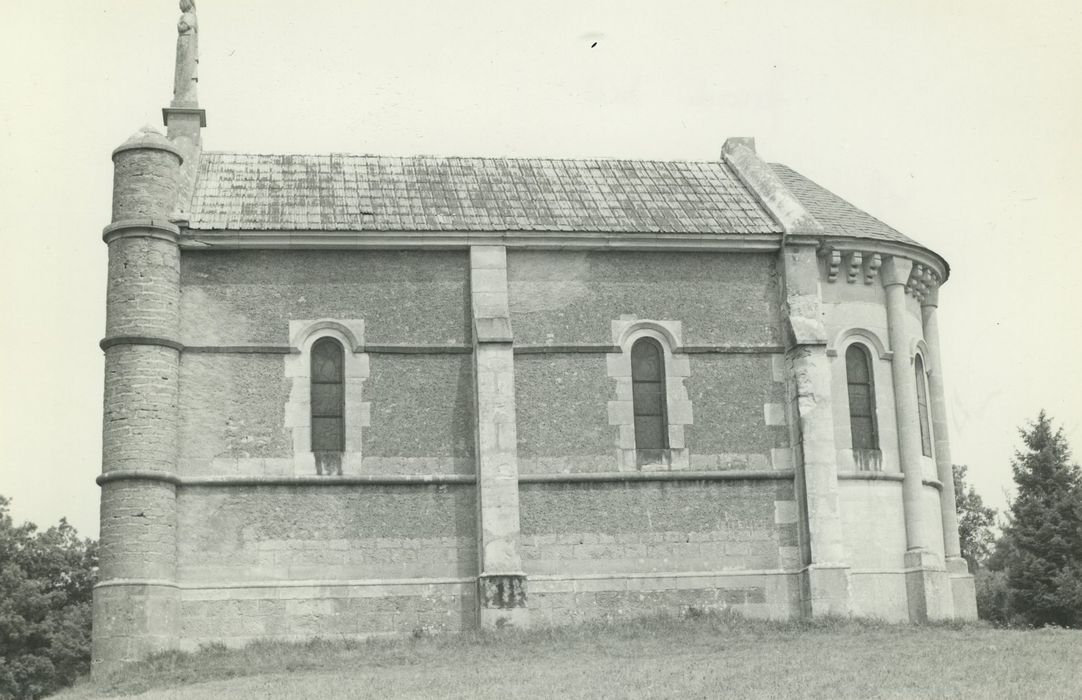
xmin=60 ymin=613 xmax=1082 ymax=699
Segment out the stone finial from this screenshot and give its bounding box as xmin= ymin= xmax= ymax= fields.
xmin=173 ymin=0 xmax=199 ymax=107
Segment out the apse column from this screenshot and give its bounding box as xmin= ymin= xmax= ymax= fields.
xmin=920 ymin=286 xmax=978 ymax=620
xmin=882 ymin=255 xmax=951 ymax=621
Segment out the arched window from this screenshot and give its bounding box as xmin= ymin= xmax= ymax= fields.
xmin=631 ymin=337 xmax=668 ymax=464
xmin=914 ymin=355 xmax=933 ymax=457
xmin=845 ymin=344 xmax=879 ymax=451
xmin=311 ymin=337 xmax=344 ymax=473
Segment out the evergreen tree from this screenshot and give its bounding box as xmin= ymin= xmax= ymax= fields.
xmin=1002 ymin=411 xmax=1082 ymax=627
xmin=952 ymin=464 xmax=997 ymax=571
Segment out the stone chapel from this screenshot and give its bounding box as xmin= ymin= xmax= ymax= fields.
xmin=93 ymin=1 xmax=978 ymax=672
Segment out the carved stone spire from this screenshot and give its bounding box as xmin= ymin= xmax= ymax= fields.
xmin=162 ymin=0 xmax=206 ymax=222
xmin=172 ymin=0 xmax=199 ymax=107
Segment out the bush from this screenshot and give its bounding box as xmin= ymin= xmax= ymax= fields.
xmin=0 ymin=496 xmax=97 ymax=699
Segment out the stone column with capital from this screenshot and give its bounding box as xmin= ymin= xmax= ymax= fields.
xmin=470 ymin=246 xmax=529 ymax=628
xmin=781 ymin=243 xmax=851 ymax=617
xmin=881 ymin=256 xmax=952 ymax=621
xmin=920 ymin=288 xmax=978 ymax=620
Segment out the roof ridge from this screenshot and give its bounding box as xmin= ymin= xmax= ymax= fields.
xmin=199 ymin=151 xmax=728 ymax=165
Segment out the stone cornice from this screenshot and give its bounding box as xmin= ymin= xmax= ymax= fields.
xmin=179 ymin=229 xmax=783 ymax=253
xmin=103 ymin=219 xmax=181 ymax=244
xmin=807 ymin=236 xmax=949 ymax=285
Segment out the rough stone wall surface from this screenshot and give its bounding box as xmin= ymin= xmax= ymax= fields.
xmin=362 ymin=355 xmax=475 ymax=473
xmin=103 ymin=346 xmax=180 ymax=473
xmin=519 ymin=481 xmax=792 ymax=575
xmin=176 ymin=354 xmax=474 ymax=475
xmin=111 ymin=149 xmax=180 ymax=221
xmin=507 ymin=251 xmax=780 ymax=345
xmin=529 ymin=572 xmax=799 ymax=624
xmin=515 ymin=354 xmax=611 ymax=467
xmin=98 ymin=482 xmax=178 ymax=580
xmin=513 ymin=349 xmax=784 ymax=472
xmin=106 ymin=237 xmax=181 ymax=338
xmin=178 ymin=355 xmax=291 ymax=469
xmin=179 ymin=251 xmax=470 ymax=345
xmin=175 ymin=486 xmax=477 ymax=582
xmin=685 ymin=355 xmax=787 ymax=456
xmin=178 ymin=585 xmax=476 ymax=647
xmin=93 ymin=585 xmax=179 ymax=665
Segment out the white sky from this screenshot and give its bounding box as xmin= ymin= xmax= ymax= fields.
xmin=2 ymin=0 xmax=1080 ymax=538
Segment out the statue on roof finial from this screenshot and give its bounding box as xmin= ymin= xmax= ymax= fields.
xmin=172 ymin=0 xmax=199 ymax=106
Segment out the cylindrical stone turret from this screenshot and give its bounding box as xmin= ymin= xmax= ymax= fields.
xmin=93 ymin=127 xmax=183 ymax=674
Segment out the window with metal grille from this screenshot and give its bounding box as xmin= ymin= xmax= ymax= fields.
xmin=631 ymin=337 xmax=668 ymax=464
xmin=915 ymin=354 xmax=933 ymax=457
xmin=310 ymin=337 xmax=345 ymax=458
xmin=845 ymin=344 xmax=879 ymax=451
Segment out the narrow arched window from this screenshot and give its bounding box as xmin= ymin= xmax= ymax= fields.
xmin=311 ymin=337 xmax=344 ymax=473
xmin=845 ymin=344 xmax=879 ymax=451
xmin=915 ymin=355 xmax=933 ymax=457
xmin=632 ymin=337 xmax=668 ymax=464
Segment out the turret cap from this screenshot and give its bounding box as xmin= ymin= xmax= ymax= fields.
xmin=111 ymin=125 xmax=184 ymax=162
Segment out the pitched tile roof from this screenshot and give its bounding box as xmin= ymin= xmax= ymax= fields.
xmin=187 ymin=153 xmax=782 ymax=234
xmin=770 ymin=163 xmax=923 ymax=247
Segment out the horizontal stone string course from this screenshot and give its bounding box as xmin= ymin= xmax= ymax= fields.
xmin=96 ymin=472 xmax=478 ymax=486
xmin=518 ymin=470 xmax=795 ymax=483
xmin=513 ymin=344 xmax=786 ymax=355
xmin=835 ymin=471 xmax=944 ymax=491
xmin=95 ymin=577 xmax=475 ymax=591
xmin=101 ymin=341 xmax=475 ymax=355
xmin=100 ymin=336 xmax=184 ymax=352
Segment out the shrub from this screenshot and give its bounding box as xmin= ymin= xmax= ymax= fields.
xmin=0 ymin=496 xmax=97 ymax=699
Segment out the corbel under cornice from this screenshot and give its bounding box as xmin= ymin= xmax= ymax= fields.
xmin=812 ymin=237 xmax=949 ymax=299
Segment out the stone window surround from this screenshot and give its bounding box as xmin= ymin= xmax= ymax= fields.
xmin=607 ymin=317 xmax=692 ymax=471
xmin=913 ymin=346 xmax=936 ymax=460
xmin=285 ymin=319 xmax=370 ymax=475
xmin=829 ymin=327 xmax=890 ymax=473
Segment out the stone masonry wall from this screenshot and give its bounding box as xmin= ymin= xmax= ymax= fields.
xmin=98 ymin=481 xmax=178 ymax=581
xmin=177 ymin=353 xmax=474 ymax=476
xmin=519 ymin=480 xmax=793 ymax=575
xmin=179 ymin=251 xmax=470 ymax=346
xmin=178 ymin=583 xmax=477 ymax=648
xmin=106 ymin=237 xmax=181 ymax=338
xmin=103 ymin=345 xmax=180 ymax=473
xmin=362 ymin=354 xmax=475 ymax=474
xmin=507 ymin=251 xmax=780 ymax=346
xmin=176 ymin=485 xmax=476 ymax=582
xmin=520 ymin=480 xmax=799 ymax=621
